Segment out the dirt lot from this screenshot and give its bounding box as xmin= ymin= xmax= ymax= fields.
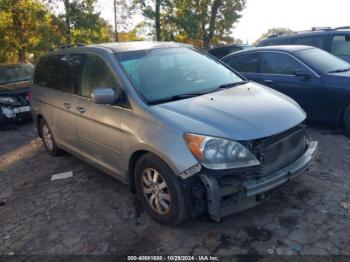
xmin=0 ymin=122 xmax=350 ymax=256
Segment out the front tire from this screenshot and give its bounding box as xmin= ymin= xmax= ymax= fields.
xmin=135 ymin=153 xmax=188 ymax=226
xmin=39 ymin=119 xmax=64 ymax=156
xmin=344 ymin=105 xmax=350 ymax=134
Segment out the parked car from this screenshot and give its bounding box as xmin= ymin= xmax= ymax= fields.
xmin=221 ymin=45 xmax=350 ymax=132
xmin=0 ymin=63 xmax=34 ymax=128
xmin=257 ymin=26 xmax=350 ymax=63
xmin=208 ymin=44 xmax=252 ymax=59
xmin=31 ymin=42 xmax=318 ymax=225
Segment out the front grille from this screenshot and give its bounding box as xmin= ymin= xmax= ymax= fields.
xmin=254 ymin=126 xmax=307 ymax=177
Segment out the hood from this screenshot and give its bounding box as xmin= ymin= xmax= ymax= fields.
xmin=0 ymin=80 xmax=30 ymax=94
xmin=324 ymin=71 xmax=350 ymax=89
xmin=152 ymin=82 xmax=306 ymax=141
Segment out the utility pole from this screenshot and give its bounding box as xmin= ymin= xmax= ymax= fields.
xmin=114 ymin=0 xmax=119 ymax=42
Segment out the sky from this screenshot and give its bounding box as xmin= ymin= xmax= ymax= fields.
xmin=96 ymin=0 xmax=350 ymax=44
xmin=232 ymin=0 xmax=350 ymax=44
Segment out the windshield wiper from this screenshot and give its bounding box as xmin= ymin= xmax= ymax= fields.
xmin=148 ymin=81 xmax=249 ymax=105
xmin=328 ymin=67 xmax=350 ymax=73
xmin=148 ymin=92 xmax=208 ymax=105
xmin=216 ymin=81 xmax=249 ymax=89
xmin=0 ymin=78 xmax=31 ymax=85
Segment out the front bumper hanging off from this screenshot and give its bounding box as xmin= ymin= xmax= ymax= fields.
xmin=199 ymin=140 xmax=318 ymax=222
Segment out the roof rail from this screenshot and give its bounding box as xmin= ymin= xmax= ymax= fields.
xmin=334 ymin=26 xmax=350 ymax=30
xmin=48 ymin=43 xmax=86 ymax=52
xmin=311 ymin=27 xmax=332 ymax=31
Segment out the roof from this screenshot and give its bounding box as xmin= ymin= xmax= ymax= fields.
xmin=210 ymin=44 xmax=251 ymax=50
xmin=96 ymin=41 xmax=191 ymax=52
xmin=259 ymin=26 xmax=350 ymax=43
xmin=46 ymin=41 xmax=191 ymax=55
xmin=222 ymin=45 xmax=314 ymax=59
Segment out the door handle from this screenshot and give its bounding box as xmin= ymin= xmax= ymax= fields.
xmin=63 ymin=102 xmax=71 ymax=109
xmin=76 ymin=106 xmax=86 ymax=114
xmin=263 ymin=80 xmax=274 ymax=84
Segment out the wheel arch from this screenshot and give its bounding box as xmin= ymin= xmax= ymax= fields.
xmin=127 ymin=148 xmax=182 ymax=194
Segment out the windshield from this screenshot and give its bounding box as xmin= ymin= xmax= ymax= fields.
xmin=0 ymin=64 xmax=34 ymax=84
xmin=297 ymin=48 xmax=350 ymax=74
xmin=116 ymin=47 xmax=243 ymax=103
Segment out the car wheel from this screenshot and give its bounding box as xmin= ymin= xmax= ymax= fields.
xmin=40 ymin=119 xmax=64 ymax=156
xmin=135 ymin=153 xmax=188 ymax=226
xmin=344 ymin=105 xmax=350 ymax=134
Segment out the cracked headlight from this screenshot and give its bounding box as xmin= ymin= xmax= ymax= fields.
xmin=184 ymin=133 xmax=260 ymax=170
xmin=0 ymin=96 xmax=20 ymax=106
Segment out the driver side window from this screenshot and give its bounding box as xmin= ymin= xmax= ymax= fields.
xmin=81 ymin=54 xmax=119 ymax=98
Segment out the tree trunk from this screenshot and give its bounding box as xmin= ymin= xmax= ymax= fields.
xmin=11 ymin=1 xmax=26 ymax=62
xmin=155 ymin=0 xmax=161 ymax=41
xmin=18 ymin=46 xmax=26 ymax=62
xmin=63 ymin=0 xmax=71 ymax=43
xmin=203 ymin=0 xmax=221 ymax=49
xmin=114 ymin=0 xmax=119 ymax=41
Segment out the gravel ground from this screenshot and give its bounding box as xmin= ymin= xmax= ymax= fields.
xmin=0 ymin=122 xmax=350 ymax=256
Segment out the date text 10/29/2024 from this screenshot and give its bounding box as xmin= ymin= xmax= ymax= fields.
xmin=127 ymin=256 xmax=219 ymax=261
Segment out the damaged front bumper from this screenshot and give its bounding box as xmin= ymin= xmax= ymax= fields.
xmin=188 ymin=140 xmax=318 ymax=222
xmin=0 ymin=92 xmax=31 ymax=128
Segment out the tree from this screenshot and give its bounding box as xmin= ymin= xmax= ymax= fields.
xmin=136 ymin=0 xmax=173 ymax=41
xmin=0 ymin=0 xmax=66 ymax=63
xmin=254 ymin=27 xmax=293 ymax=46
xmin=44 ymin=0 xmax=113 ymax=44
xmin=172 ymin=0 xmax=246 ymax=49
xmin=113 ymin=0 xmax=134 ymax=41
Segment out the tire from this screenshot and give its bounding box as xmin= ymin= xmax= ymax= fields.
xmin=344 ymin=105 xmax=350 ymax=134
xmin=134 ymin=153 xmax=188 ymax=226
xmin=39 ymin=118 xmax=64 ymax=156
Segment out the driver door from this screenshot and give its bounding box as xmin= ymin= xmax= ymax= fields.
xmin=75 ymin=53 xmax=125 ymax=177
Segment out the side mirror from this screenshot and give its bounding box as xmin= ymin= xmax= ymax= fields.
xmin=294 ymin=69 xmax=311 ymax=80
xmin=91 ymin=88 xmax=118 ymax=104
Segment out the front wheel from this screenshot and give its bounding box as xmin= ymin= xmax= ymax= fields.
xmin=344 ymin=105 xmax=350 ymax=134
xmin=135 ymin=153 xmax=188 ymax=226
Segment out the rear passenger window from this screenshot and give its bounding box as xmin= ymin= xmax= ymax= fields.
xmin=81 ymin=54 xmax=119 ymax=98
xmin=261 ymin=52 xmax=305 ymax=75
xmin=55 ymin=54 xmax=85 ymax=94
xmin=33 ymin=56 xmax=57 ymax=88
xmin=331 ymin=35 xmax=350 ymax=56
xmin=225 ymin=53 xmax=260 ymax=73
xmin=295 ymin=36 xmax=325 ymax=49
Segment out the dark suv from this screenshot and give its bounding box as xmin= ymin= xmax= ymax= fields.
xmin=257 ymin=27 xmax=350 ymax=63
xmin=208 ymin=44 xmax=252 ymax=59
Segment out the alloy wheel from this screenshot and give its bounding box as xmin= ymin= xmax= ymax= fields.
xmin=142 ymin=168 xmax=171 ymax=215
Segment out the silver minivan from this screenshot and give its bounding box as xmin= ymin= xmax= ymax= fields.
xmin=31 ymin=42 xmax=318 ymax=225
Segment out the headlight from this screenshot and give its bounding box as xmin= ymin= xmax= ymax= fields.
xmin=184 ymin=133 xmax=260 ymax=170
xmin=0 ymin=96 xmax=20 ymax=106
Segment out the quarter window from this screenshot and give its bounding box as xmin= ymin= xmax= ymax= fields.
xmin=81 ymin=54 xmax=119 ymax=98
xmin=55 ymin=54 xmax=85 ymax=93
xmin=225 ymin=53 xmax=260 ymax=73
xmin=295 ymin=36 xmax=325 ymax=49
xmin=331 ymin=35 xmax=350 ymax=56
xmin=261 ymin=53 xmax=305 ymax=75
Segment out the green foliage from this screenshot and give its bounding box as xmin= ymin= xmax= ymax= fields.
xmin=53 ymin=0 xmax=113 ymax=44
xmin=0 ymin=0 xmax=66 ymax=63
xmin=136 ymin=0 xmax=246 ymax=48
xmin=254 ymin=27 xmax=293 ymax=46
xmin=0 ymin=0 xmax=113 ymax=63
